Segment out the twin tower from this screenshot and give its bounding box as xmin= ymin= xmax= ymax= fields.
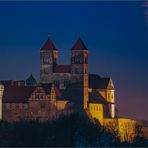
xmin=40 ymin=37 xmax=89 ymax=109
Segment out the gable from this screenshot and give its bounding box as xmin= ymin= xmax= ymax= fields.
xmin=107 ymin=79 xmax=114 ymax=90
xmin=29 ymin=85 xmax=48 ymax=100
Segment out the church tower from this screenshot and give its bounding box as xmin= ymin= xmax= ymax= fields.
xmin=71 ymin=38 xmax=89 ymax=109
xmin=40 ymin=37 xmax=58 ymax=83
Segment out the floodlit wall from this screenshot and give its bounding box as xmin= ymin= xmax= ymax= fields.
xmin=106 ymin=90 xmax=115 ymax=118
xmin=89 ymin=103 xmax=103 ymax=125
xmin=2 ymin=103 xmax=28 ymax=122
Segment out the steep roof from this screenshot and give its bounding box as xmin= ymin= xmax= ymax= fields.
xmin=26 ymin=74 xmax=36 ymax=81
xmin=41 ymin=83 xmax=64 ymax=100
xmin=2 ymin=85 xmax=35 ymax=103
xmin=71 ymin=38 xmax=88 ymax=51
xmin=54 ymin=65 xmax=71 ymax=73
xmin=89 ymin=74 xmax=114 ymax=90
xmin=2 ymin=84 xmax=65 ymax=103
xmin=26 ymin=74 xmax=37 ymax=83
xmin=40 ymin=37 xmax=58 ymax=51
xmin=89 ymin=90 xmax=107 ymax=104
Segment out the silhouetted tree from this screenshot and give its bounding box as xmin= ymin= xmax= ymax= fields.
xmin=0 ymin=113 xmax=147 ymax=147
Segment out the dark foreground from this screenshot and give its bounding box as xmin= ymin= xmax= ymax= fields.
xmin=0 ymin=113 xmax=147 ymax=147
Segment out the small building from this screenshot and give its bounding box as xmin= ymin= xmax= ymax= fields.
xmin=1 ymin=83 xmax=72 ymax=122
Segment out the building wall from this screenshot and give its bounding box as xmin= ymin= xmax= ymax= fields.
xmin=89 ymin=103 xmax=103 ymax=125
xmin=2 ymin=85 xmax=71 ymax=122
xmin=52 ymin=73 xmax=71 ymax=89
xmin=2 ymin=101 xmax=70 ymax=122
xmin=93 ymin=88 xmax=115 ymax=118
xmin=106 ymin=90 xmax=114 ymax=103
xmin=28 ymin=85 xmax=72 ymax=121
xmin=2 ymin=103 xmax=28 ymax=122
xmin=83 ymin=64 xmax=88 ymax=109
xmin=106 ymin=90 xmax=115 ymax=118
xmin=40 ymin=50 xmax=58 ymax=84
xmin=28 ymin=100 xmax=57 ymax=121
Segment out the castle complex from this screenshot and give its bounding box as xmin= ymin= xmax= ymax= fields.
xmin=0 ymin=37 xmax=115 ymax=123
xmin=0 ymin=37 xmax=140 ymax=142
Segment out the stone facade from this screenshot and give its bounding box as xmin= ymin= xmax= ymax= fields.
xmin=0 ymin=37 xmax=144 ymax=143
xmin=40 ymin=38 xmax=88 ymax=89
xmin=1 ymin=84 xmax=71 ymax=122
xmin=40 ymin=37 xmax=89 ymax=110
xmin=2 ymin=103 xmax=28 ymax=122
xmin=0 ymin=37 xmax=114 ymax=123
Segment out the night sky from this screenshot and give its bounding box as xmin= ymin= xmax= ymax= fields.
xmin=0 ymin=1 xmax=148 ymax=121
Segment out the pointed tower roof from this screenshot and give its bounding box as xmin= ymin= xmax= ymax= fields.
xmin=71 ymin=38 xmax=88 ymax=51
xmin=26 ymin=74 xmax=36 ymax=82
xmin=40 ymin=37 xmax=58 ymax=51
xmin=26 ymin=74 xmax=37 ymax=86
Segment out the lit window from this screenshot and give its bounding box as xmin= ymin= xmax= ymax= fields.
xmin=112 ymin=93 xmax=114 ymax=99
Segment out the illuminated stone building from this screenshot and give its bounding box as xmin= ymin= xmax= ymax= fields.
xmin=1 ymin=83 xmax=72 ymax=122
xmin=0 ymin=37 xmax=139 ymax=142
xmin=0 ymin=37 xmax=115 ymax=122
xmin=40 ymin=37 xmax=115 ymax=121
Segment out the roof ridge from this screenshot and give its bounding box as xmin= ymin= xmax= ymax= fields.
xmin=40 ymin=37 xmax=58 ymax=51
xmin=71 ymin=38 xmax=88 ymax=51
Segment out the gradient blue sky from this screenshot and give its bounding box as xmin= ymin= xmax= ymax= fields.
xmin=0 ymin=1 xmax=148 ymax=121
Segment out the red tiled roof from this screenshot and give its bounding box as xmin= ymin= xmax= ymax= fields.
xmin=71 ymin=38 xmax=88 ymax=51
xmin=88 ymin=90 xmax=107 ymax=104
xmin=40 ymin=37 xmax=58 ymax=51
xmin=54 ymin=65 xmax=71 ymax=73
xmin=2 ymin=85 xmax=35 ymax=103
xmin=2 ymin=84 xmax=66 ymax=103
